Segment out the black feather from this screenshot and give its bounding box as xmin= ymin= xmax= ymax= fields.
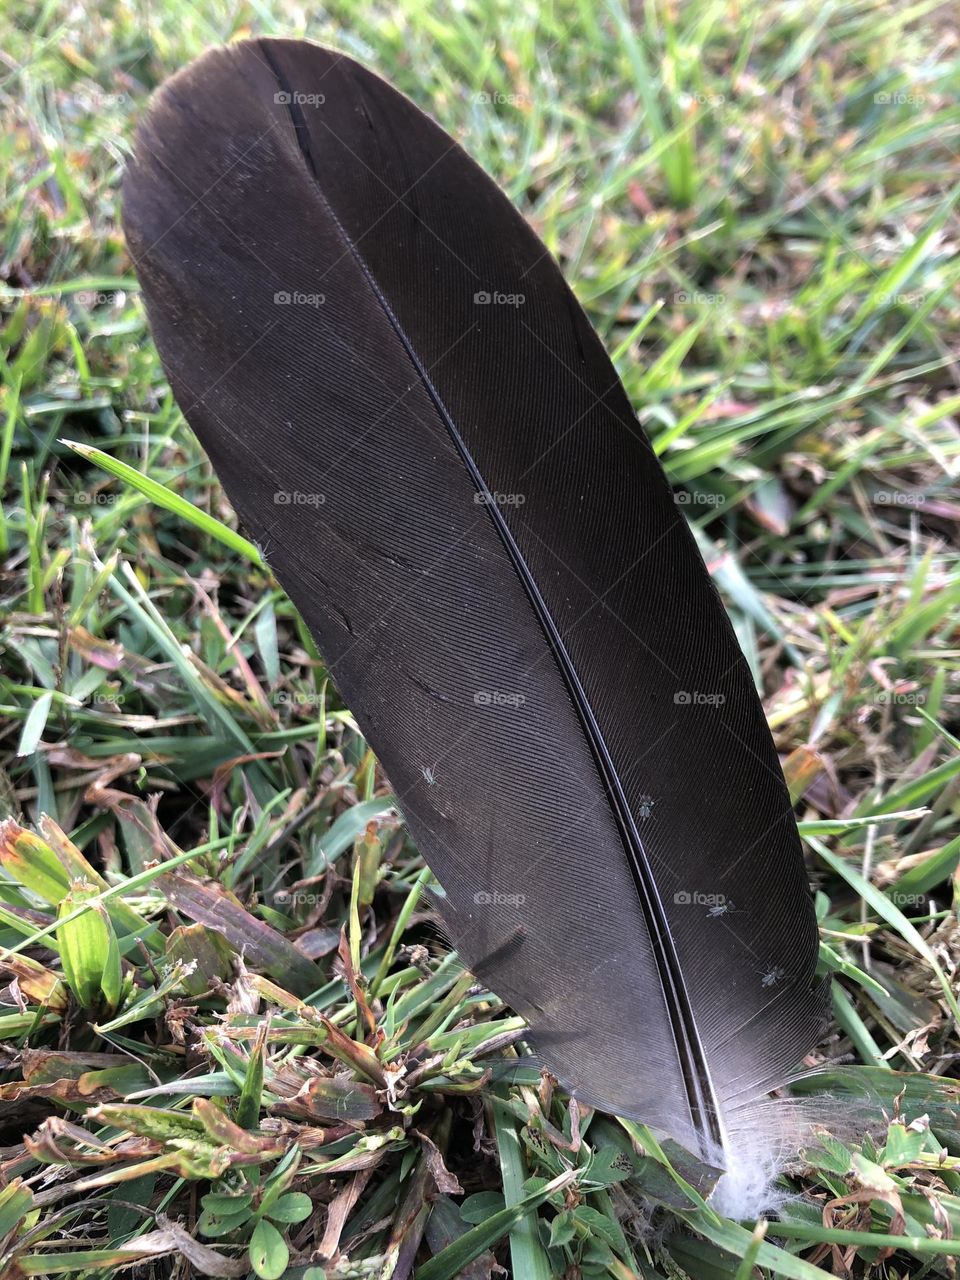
xmin=122 ymin=37 xmax=825 ymax=1181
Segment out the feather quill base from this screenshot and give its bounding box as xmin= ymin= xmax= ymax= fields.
xmin=708 ymin=1141 xmax=790 ymax=1219
xmin=705 ymin=1096 xmax=834 ymax=1218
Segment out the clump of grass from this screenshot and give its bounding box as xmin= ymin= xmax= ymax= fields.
xmin=0 ymin=0 xmax=959 ymax=1275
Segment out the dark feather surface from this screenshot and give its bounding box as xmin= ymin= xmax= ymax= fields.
xmin=122 ymin=37 xmax=823 ymax=1162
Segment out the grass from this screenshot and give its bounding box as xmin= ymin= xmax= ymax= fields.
xmin=0 ymin=0 xmax=959 ymax=1275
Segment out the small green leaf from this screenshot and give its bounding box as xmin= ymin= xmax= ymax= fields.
xmin=880 ymin=1120 xmax=927 ymax=1168
xmin=258 ymin=1145 xmax=302 ymax=1219
xmin=265 ymin=1141 xmax=302 ymax=1184
xmin=17 ymin=690 xmax=53 ymax=757
xmin=236 ymin=1029 xmax=266 ymax=1130
xmin=201 ymin=1192 xmax=254 ymax=1215
xmin=459 ymin=1191 xmax=506 ymax=1223
xmin=0 ymin=1178 xmax=34 ymax=1238
xmin=57 ymin=881 xmax=120 ymax=1011
xmin=547 ymin=1210 xmax=577 ymax=1248
xmin=851 ymin=1152 xmax=899 ymax=1194
xmin=580 ymin=1144 xmax=634 ymax=1189
xmin=254 ymin=599 xmax=281 ymax=686
xmin=198 ymin=1207 xmax=253 ymax=1238
xmin=266 ymin=1192 xmax=313 ymax=1224
xmin=250 ymin=1218 xmax=289 ymax=1279
xmin=99 ymin=920 xmax=122 ymax=1011
xmin=573 ymin=1206 xmax=627 ymax=1254
xmin=165 ymin=924 xmax=234 ymax=996
xmin=799 ymin=1133 xmax=853 ymax=1176
xmin=0 ymin=821 xmax=70 ymax=903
